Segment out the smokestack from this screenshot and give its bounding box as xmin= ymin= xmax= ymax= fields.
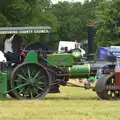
xmin=87 ymin=24 xmax=95 ymax=61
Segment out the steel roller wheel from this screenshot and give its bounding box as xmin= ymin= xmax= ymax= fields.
xmin=10 ymin=62 xmax=51 ymax=100
xmin=96 ymin=74 xmax=120 ymax=100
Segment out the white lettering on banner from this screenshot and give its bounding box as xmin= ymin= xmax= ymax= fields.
xmin=108 ymin=46 xmax=120 ymax=52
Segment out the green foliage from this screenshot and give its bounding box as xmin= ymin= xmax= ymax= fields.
xmin=39 ymin=11 xmax=58 ymax=32
xmin=0 ymin=0 xmax=58 ymax=47
xmin=0 ymin=0 xmax=30 ymax=26
xmin=95 ymin=0 xmax=120 ymax=46
xmin=0 ymin=13 xmax=11 ymax=27
xmin=0 ymin=0 xmax=120 ymax=52
xmin=52 ymin=2 xmax=90 ymax=42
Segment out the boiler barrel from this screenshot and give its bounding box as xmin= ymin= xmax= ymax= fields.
xmin=68 ymin=64 xmax=90 ymax=78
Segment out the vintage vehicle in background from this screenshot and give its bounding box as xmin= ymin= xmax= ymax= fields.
xmin=58 ymin=41 xmax=86 ymax=55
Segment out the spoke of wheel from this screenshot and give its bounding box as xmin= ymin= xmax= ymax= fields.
xmin=37 ymin=76 xmax=44 ymax=80
xmin=29 ymin=88 xmax=34 ymax=99
xmin=31 ymin=69 xmax=35 ymax=77
xmin=12 ymin=82 xmax=29 ymax=92
xmin=20 ymin=69 xmax=27 ymax=78
xmin=34 ymin=76 xmax=44 ymax=83
xmin=36 ymin=81 xmax=45 ymax=85
xmin=33 ymin=87 xmax=39 ymax=95
xmin=23 ymin=87 xmax=29 ymax=97
xmin=33 ymin=71 xmax=41 ymax=79
xmin=35 ymin=85 xmax=44 ymax=91
xmin=113 ymin=93 xmax=115 ymax=98
xmin=19 ymin=87 xmax=25 ymax=94
xmin=27 ymin=67 xmax=31 ymax=79
xmin=111 ymin=91 xmax=115 ymax=98
xmin=115 ymin=91 xmax=118 ymax=97
xmin=17 ymin=74 xmax=27 ymax=81
xmin=107 ymin=91 xmax=111 ymax=96
xmin=15 ymin=80 xmax=21 ymax=82
xmin=109 ymin=91 xmax=112 ymax=96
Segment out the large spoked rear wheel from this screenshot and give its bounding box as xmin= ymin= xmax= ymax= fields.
xmin=10 ymin=62 xmax=51 ymax=100
xmin=96 ymin=74 xmax=120 ymax=100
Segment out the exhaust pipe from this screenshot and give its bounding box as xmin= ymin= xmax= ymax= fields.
xmin=87 ymin=24 xmax=95 ymax=61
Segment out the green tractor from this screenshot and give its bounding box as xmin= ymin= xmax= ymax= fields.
xmin=0 ymin=25 xmax=119 ymax=100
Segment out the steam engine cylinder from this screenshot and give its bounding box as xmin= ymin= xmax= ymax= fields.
xmin=68 ymin=64 xmax=90 ymax=78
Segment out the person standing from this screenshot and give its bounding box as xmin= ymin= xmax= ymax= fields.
xmin=4 ymin=34 xmax=17 ymax=64
xmin=4 ymin=34 xmax=15 ymax=54
xmin=12 ymin=35 xmax=24 ymax=54
xmin=75 ymin=40 xmax=79 ymax=49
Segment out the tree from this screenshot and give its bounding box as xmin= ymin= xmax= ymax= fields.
xmin=0 ymin=0 xmax=58 ymax=47
xmin=52 ymin=1 xmax=89 ymax=42
xmin=95 ymin=0 xmax=120 ymax=46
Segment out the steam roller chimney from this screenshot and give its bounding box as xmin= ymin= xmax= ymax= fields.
xmin=87 ymin=23 xmax=95 ymax=61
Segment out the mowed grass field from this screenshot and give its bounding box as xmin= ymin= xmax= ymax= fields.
xmin=0 ymin=81 xmax=120 ymax=120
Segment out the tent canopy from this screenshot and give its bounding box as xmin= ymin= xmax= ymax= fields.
xmin=97 ymin=46 xmax=120 ymax=59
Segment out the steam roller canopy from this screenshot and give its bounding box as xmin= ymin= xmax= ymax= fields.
xmin=68 ymin=64 xmax=90 ymax=78
xmin=0 ymin=26 xmax=51 ymax=34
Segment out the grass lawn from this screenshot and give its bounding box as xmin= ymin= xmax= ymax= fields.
xmin=0 ymin=83 xmax=120 ymax=120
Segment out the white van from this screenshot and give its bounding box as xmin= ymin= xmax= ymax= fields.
xmin=58 ymin=41 xmax=86 ymax=56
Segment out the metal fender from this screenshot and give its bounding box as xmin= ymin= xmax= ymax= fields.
xmin=94 ymin=74 xmax=114 ymax=92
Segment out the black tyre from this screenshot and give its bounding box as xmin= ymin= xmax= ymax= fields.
xmin=96 ymin=92 xmax=106 ymax=100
